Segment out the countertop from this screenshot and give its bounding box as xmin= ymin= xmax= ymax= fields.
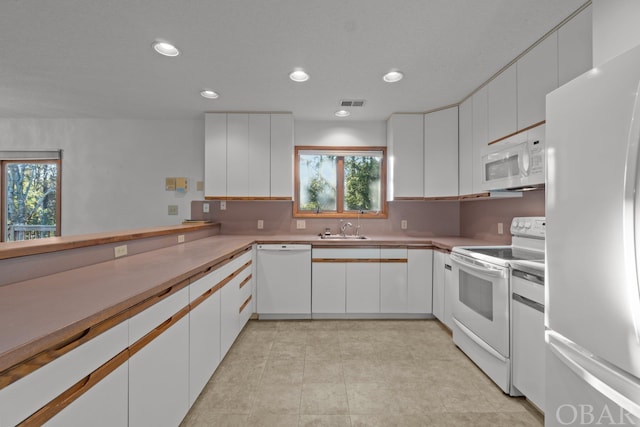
xmin=0 ymin=233 xmax=497 ymax=374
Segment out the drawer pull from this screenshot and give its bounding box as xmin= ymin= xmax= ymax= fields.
xmin=239 ymin=275 xmax=252 ymax=289
xmin=53 ymin=328 xmax=90 ymax=352
xmin=239 ymin=295 xmax=252 ymax=314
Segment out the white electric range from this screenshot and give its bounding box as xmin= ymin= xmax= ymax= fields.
xmin=449 ymin=216 xmax=545 ymax=395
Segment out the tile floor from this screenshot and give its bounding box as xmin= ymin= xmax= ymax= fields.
xmin=181 ymin=319 xmax=544 ymax=427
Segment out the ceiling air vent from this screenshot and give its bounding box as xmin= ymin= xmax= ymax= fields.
xmin=340 ymin=100 xmax=366 ymax=107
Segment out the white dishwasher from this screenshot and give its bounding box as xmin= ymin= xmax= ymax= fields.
xmin=256 ymin=244 xmax=312 ymax=319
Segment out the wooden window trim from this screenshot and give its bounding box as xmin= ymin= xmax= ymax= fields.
xmin=294 ymin=146 xmax=388 ymax=219
xmin=1 ymin=159 xmax=62 ymax=242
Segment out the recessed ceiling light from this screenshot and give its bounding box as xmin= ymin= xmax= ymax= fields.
xmin=152 ymin=41 xmax=180 ymax=57
xmin=383 ymin=71 xmax=404 ymax=83
xmin=200 ymin=90 xmax=219 ymax=99
xmin=289 ymin=70 xmax=310 ymax=82
xmin=335 ymin=110 xmax=350 ymax=118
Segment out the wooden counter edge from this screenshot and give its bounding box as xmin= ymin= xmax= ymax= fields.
xmin=0 ymin=223 xmax=220 ymax=260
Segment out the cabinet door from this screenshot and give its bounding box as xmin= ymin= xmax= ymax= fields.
xmin=204 ymin=113 xmax=227 ymax=197
xmin=424 ymin=107 xmax=459 ymax=198
xmin=346 ymin=263 xmax=380 ymax=313
xmin=432 ymin=251 xmax=445 ymax=321
xmin=248 ymin=114 xmax=271 ymax=197
xmin=270 ymin=113 xmax=294 ymax=198
xmin=226 ymin=113 xmax=249 ymax=197
xmin=45 ymin=363 xmax=128 ymax=427
xmin=129 ymin=316 xmax=190 ymax=427
xmin=517 ymin=33 xmax=559 ymax=130
xmin=472 ymin=86 xmax=488 ymax=194
xmin=387 ymin=114 xmax=424 ymax=199
xmin=189 ymin=291 xmax=221 ymax=406
xmin=0 ymin=322 xmax=128 ymax=427
xmin=407 ymin=249 xmax=433 ymax=314
xmin=312 ymin=262 xmax=346 ymax=313
xmin=458 ymin=98 xmax=473 ymax=196
xmin=380 ymin=248 xmax=408 ymax=313
xmin=442 ymin=254 xmax=454 ymax=329
xmin=488 ymin=64 xmax=517 ymax=142
xmin=558 ymin=5 xmax=593 ymax=86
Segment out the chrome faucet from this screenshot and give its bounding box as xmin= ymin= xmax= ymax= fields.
xmin=340 ymin=221 xmax=353 ymax=236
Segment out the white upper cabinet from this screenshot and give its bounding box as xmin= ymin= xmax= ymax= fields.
xmin=248 ymin=114 xmax=271 ymax=197
xmin=517 ymin=33 xmax=559 ymax=130
xmin=387 ymin=114 xmax=424 ymax=199
xmin=458 ymin=98 xmax=473 ymax=196
xmin=204 ymin=112 xmax=293 ymax=198
xmin=488 ymin=63 xmax=517 ymax=142
xmin=204 ymin=113 xmax=227 ymax=197
xmin=472 ymin=86 xmax=488 ymax=193
xmin=270 ymin=114 xmax=294 ymax=199
xmin=559 ymin=5 xmax=593 ymax=86
xmin=226 ymin=113 xmax=250 ymax=197
xmin=424 ymin=106 xmax=458 ymax=198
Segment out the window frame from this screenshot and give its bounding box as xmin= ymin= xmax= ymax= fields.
xmin=294 ymin=146 xmax=388 ymax=218
xmin=1 ymin=158 xmax=62 ymax=242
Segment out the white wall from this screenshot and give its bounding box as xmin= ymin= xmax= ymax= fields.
xmin=0 ymin=118 xmax=204 ymax=235
xmin=593 ymin=0 xmax=640 ymax=66
xmin=294 ymin=120 xmax=386 ymax=147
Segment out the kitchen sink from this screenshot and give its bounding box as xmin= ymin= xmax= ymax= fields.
xmin=318 ymin=234 xmax=369 ymax=240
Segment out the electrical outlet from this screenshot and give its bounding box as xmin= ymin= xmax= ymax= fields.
xmin=168 ymin=205 xmax=178 ymax=215
xmin=114 ymin=245 xmax=128 ymax=258
xmin=401 ymin=220 xmax=408 ymax=230
xmin=202 ymin=203 xmax=210 ymax=213
xmin=177 ymin=235 xmax=185 ymax=243
xmin=257 ymin=220 xmax=264 ymax=229
xmin=220 ymin=201 xmax=226 ymax=210
xmin=296 ymin=220 xmax=306 ymax=229
xmin=498 ymin=222 xmax=504 ymax=235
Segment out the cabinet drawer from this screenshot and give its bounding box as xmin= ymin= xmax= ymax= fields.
xmin=313 ymin=248 xmax=380 ymax=260
xmin=189 ymin=251 xmax=251 ymax=303
xmin=129 ymin=286 xmax=189 ymax=344
xmin=0 ymin=322 xmax=128 ymax=427
xmin=380 ymin=248 xmax=407 ymax=259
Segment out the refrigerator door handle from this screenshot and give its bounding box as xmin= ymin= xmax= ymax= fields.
xmin=623 ymin=79 xmax=640 ymax=345
xmin=547 ymin=331 xmax=640 ymax=419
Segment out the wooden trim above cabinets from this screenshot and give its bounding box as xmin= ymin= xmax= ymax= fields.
xmin=487 ymin=120 xmax=545 ymax=145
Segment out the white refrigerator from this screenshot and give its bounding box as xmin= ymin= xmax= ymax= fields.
xmin=545 ymin=44 xmax=640 ymax=426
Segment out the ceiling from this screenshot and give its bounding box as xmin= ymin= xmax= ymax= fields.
xmin=0 ymin=0 xmax=588 ymax=121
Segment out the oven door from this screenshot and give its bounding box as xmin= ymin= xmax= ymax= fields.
xmin=450 ymin=252 xmax=510 ymax=357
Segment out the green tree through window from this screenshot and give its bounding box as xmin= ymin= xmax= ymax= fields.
xmin=295 ymin=147 xmax=386 ymax=218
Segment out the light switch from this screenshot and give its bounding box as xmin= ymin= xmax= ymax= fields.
xmin=196 ymin=180 xmax=204 ymax=191
xmin=165 ymin=177 xmax=176 ymax=191
xmin=203 ymin=203 xmax=210 ymax=213
xmin=175 ymin=177 xmax=188 ymax=193
xmin=168 ymin=205 xmax=179 ymax=215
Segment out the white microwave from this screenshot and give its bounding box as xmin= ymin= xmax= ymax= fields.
xmin=481 ymin=124 xmax=545 ymax=191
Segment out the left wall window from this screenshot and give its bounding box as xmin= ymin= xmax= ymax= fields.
xmin=1 ymin=151 xmax=61 ymax=242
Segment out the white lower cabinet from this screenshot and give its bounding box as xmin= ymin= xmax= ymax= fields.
xmin=380 ymin=249 xmax=408 ymax=313
xmin=129 ymin=287 xmax=190 ymax=427
xmin=432 ymin=250 xmax=445 ymax=321
xmin=45 ymin=363 xmax=128 ymax=427
xmin=0 ymin=321 xmax=129 ymax=427
xmin=346 ymin=262 xmax=381 ymax=313
xmin=189 ymin=291 xmax=221 ymax=406
xmin=432 ymin=250 xmax=453 ymax=328
xmin=407 ymin=249 xmax=433 ymax=314
xmin=221 ymin=253 xmax=253 ymax=358
xmin=312 ymin=262 xmax=346 ymax=313
xmin=442 ymin=253 xmax=454 ymax=329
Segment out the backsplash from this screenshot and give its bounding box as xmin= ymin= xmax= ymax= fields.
xmin=190 ymin=200 xmax=460 ymax=237
xmin=459 ymin=190 xmax=545 ymax=244
xmin=191 ymin=190 xmax=545 ymax=241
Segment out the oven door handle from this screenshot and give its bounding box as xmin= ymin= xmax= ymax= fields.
xmin=453 ymin=318 xmax=507 ymax=363
xmin=450 ymin=253 xmax=506 ymax=278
